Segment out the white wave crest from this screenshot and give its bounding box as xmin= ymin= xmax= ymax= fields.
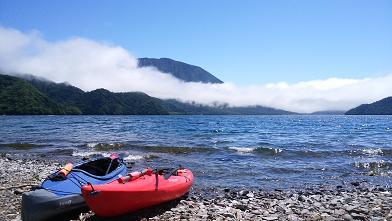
xmin=86 ymin=143 xmax=98 ymax=148
xmin=72 ymin=151 xmax=111 ymax=158
xmin=229 ymin=147 xmax=256 ymax=153
xmin=362 ymin=148 xmax=383 ymax=155
xmin=123 ymin=154 xmax=144 ymax=161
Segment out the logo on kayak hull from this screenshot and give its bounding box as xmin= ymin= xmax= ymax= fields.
xmin=59 ymin=200 xmax=72 ymax=207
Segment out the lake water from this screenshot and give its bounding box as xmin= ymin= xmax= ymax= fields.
xmin=1 ymin=115 xmax=391 ymax=190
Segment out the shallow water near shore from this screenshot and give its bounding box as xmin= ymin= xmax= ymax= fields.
xmin=1 ymin=115 xmax=391 ymax=190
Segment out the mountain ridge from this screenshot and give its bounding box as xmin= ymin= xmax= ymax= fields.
xmin=138 ymin=57 xmax=223 ymax=84
xmin=0 ymin=74 xmax=294 ymax=115
xmin=345 ymin=97 xmax=392 ymax=115
xmin=0 ymin=75 xmax=66 ymax=114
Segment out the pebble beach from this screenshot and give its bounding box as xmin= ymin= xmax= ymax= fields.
xmin=1 ymin=154 xmax=391 ymax=221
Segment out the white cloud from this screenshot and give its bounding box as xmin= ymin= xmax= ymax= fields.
xmin=0 ymin=26 xmax=391 ymax=113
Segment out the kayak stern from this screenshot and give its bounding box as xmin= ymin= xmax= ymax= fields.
xmin=21 ymin=189 xmax=85 ymax=221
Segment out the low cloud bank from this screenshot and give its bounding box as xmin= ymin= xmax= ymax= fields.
xmin=1 ymin=26 xmax=391 ymax=113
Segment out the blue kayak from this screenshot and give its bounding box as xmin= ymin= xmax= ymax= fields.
xmin=22 ymin=155 xmax=127 ymax=221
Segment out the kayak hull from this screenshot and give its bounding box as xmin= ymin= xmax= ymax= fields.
xmin=82 ymin=169 xmax=193 ymax=217
xmin=21 ymin=189 xmax=85 ymax=221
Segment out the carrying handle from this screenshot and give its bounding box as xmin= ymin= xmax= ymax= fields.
xmin=86 ymin=182 xmax=100 ymax=196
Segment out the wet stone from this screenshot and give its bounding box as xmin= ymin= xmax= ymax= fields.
xmin=263 ymin=216 xmax=279 ymax=220
xmin=343 ymin=214 xmax=354 ymax=221
xmin=351 ymin=181 xmax=360 ymax=187
xmin=350 ymin=212 xmax=367 ymax=220
xmin=298 ymin=195 xmax=307 ymax=202
xmin=222 ymin=212 xmax=235 ymax=218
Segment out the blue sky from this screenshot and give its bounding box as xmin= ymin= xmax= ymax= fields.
xmin=0 ymin=0 xmax=391 ymax=85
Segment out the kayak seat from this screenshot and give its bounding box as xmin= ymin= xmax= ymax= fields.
xmin=74 ymin=158 xmax=119 ymax=176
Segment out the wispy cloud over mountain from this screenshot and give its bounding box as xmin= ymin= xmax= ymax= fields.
xmin=1 ymin=26 xmax=391 ymax=113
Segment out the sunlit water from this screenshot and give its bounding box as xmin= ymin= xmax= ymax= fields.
xmin=1 ymin=115 xmax=391 ymax=190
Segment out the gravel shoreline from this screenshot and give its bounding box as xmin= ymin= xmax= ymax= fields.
xmin=1 ymin=154 xmax=391 ymax=221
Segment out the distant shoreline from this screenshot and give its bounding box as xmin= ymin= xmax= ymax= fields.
xmin=2 ymin=74 xmax=392 ymax=115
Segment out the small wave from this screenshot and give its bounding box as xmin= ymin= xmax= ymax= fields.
xmin=285 ymin=147 xmax=392 ymax=158
xmin=86 ymin=143 xmax=98 ymax=148
xmin=73 ymin=151 xmax=145 ymax=162
xmin=268 ymin=167 xmax=303 ymax=174
xmin=136 ymin=146 xmax=214 ymax=154
xmin=84 ymin=143 xmax=124 ymax=151
xmin=229 ymin=146 xmax=283 ymax=155
xmin=45 ymin=149 xmax=74 ymax=156
xmin=0 ymin=143 xmax=45 ymax=150
xmin=347 ymin=148 xmax=392 ymax=157
xmin=361 ymin=148 xmax=383 ymax=155
xmin=352 ymin=160 xmax=392 ymax=176
xmin=353 ymin=160 xmax=392 ymax=170
xmin=226 ymin=146 xmax=391 ymax=159
xmin=72 ymin=151 xmax=112 ymax=158
xmin=255 ymin=146 xmax=283 ymax=154
xmin=123 ymin=155 xmax=144 ymax=161
xmin=229 ymin=147 xmax=256 ymax=153
xmin=21 ymin=125 xmax=34 ymax=128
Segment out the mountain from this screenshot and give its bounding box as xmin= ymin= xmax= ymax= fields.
xmin=22 ymin=75 xmax=169 ymax=115
xmin=0 ymin=74 xmax=169 ymax=115
xmin=345 ymin=97 xmax=392 ymax=115
xmin=75 ymin=89 xmax=168 ymax=115
xmin=26 ymin=76 xmax=84 ymax=114
xmin=0 ymin=73 xmax=294 ymax=115
xmin=310 ymin=110 xmax=345 ymax=115
xmin=27 ymin=76 xmax=84 ymax=105
xmin=225 ymin=105 xmax=295 ymax=115
xmin=138 ymin=58 xmax=223 ymax=84
xmin=0 ymin=74 xmax=64 ymax=114
xmin=161 ymin=99 xmax=295 ymax=115
xmin=160 ymin=99 xmax=229 ymax=115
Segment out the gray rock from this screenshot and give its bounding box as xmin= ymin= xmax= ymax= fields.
xmin=222 ymin=212 xmax=235 ymax=218
xmin=235 ymin=204 xmax=247 ymax=211
xmin=370 ymin=217 xmax=385 ymax=221
xmin=180 ymin=214 xmax=190 ymax=219
xmin=287 ymin=214 xmax=300 ymax=221
xmin=276 ymin=206 xmax=285 ymax=213
xmin=252 ymin=210 xmax=263 ymax=215
xmin=342 ymin=214 xmax=354 ymax=221
xmin=13 ymin=189 xmax=23 ymax=195
xmin=239 ymin=190 xmax=249 ymax=196
xmin=298 ymin=195 xmax=307 ymax=202
xmin=351 ymin=181 xmax=360 ymax=187
xmin=350 ymin=212 xmax=366 ymax=220
xmin=246 ymin=192 xmax=255 ymax=198
xmin=344 ymin=205 xmax=358 ymax=212
xmin=300 ymin=209 xmax=310 ymax=214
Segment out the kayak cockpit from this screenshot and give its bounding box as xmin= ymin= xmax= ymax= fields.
xmin=73 ymin=157 xmax=121 ymax=176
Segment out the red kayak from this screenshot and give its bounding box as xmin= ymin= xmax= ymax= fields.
xmin=81 ymin=167 xmax=193 ymax=217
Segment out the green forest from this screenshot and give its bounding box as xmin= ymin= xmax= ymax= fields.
xmin=0 ymin=74 xmax=294 ymax=115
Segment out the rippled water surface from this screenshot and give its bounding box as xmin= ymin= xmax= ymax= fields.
xmin=1 ymin=115 xmax=391 ymax=189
